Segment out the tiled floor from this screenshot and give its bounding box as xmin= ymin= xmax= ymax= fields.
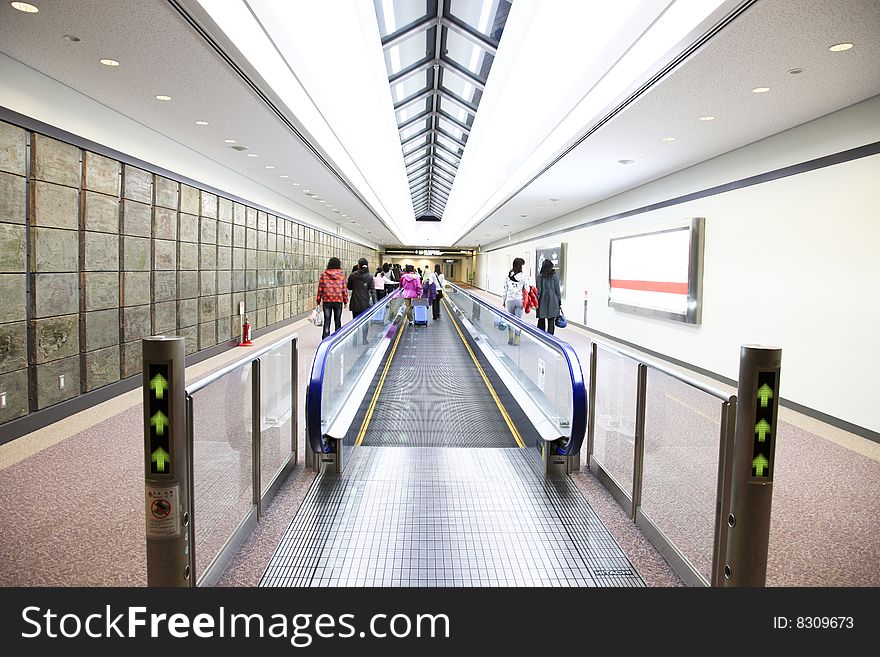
xmin=261 ymin=447 xmax=644 ymax=587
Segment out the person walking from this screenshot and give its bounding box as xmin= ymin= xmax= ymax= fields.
xmin=502 ymin=257 xmax=530 ymax=345
xmin=348 ymin=257 xmax=373 ymax=345
xmin=399 ymin=264 xmax=423 ymax=325
xmin=536 ymin=258 xmax=561 ymax=335
xmin=428 ymin=264 xmax=446 ymax=320
xmin=316 ymin=257 xmax=347 ymax=339
xmin=373 ymin=267 xmax=386 ymax=302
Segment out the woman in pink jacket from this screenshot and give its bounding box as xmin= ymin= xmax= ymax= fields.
xmin=399 ymin=264 xmax=423 ymax=325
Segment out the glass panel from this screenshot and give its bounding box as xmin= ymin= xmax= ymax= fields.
xmin=190 ymin=364 xmax=253 ymax=579
xmin=444 ymin=28 xmax=495 ymax=79
xmin=399 ymin=121 xmax=429 ymax=142
xmin=322 ymin=297 xmax=406 ymax=439
xmin=383 ymin=27 xmax=434 ymax=75
xmin=396 ymin=98 xmax=429 ymax=124
xmin=375 ymin=0 xmax=432 ymax=38
xmin=437 ymin=96 xmax=472 ymax=125
xmin=437 ymin=117 xmax=465 ymax=141
xmin=436 ymin=133 xmax=464 ymax=157
xmin=592 ymin=346 xmax=637 ymax=494
xmin=642 ymin=369 xmax=723 ymax=582
xmin=260 ymin=340 xmax=294 ymax=494
xmin=440 ymin=67 xmax=477 ymax=104
xmin=444 ymin=286 xmax=574 ymax=440
xmin=447 ymin=0 xmax=508 ymax=43
xmin=391 ymin=71 xmax=430 ymax=104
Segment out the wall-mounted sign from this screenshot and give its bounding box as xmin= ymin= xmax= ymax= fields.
xmin=416 ymin=249 xmax=442 ymax=256
xmin=608 ymin=217 xmax=704 ymax=324
xmin=536 ymin=243 xmax=567 ymax=297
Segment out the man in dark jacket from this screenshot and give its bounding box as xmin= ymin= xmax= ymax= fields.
xmin=348 ymin=258 xmax=374 ymax=345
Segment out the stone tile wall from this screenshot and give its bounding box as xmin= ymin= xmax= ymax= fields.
xmin=0 ymin=119 xmax=379 ymax=427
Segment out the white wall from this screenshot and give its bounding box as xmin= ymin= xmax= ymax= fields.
xmin=478 ymin=97 xmax=880 ymax=433
xmin=0 ymin=53 xmax=377 ymax=249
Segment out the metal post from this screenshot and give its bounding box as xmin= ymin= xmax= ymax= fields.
xmin=586 ymin=342 xmax=598 ymax=467
xmin=291 ymin=337 xmax=298 ymax=465
xmin=142 ymin=336 xmax=191 ymax=586
xmin=711 ymin=396 xmax=737 ymax=586
xmin=631 ymin=363 xmax=648 ymax=520
xmin=252 ymin=358 xmax=262 ymax=519
xmin=722 ymin=345 xmax=781 ymax=586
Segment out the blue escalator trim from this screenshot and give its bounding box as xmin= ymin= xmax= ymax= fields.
xmin=306 ymin=290 xmax=402 ymax=454
xmin=449 ymin=284 xmax=587 ymax=455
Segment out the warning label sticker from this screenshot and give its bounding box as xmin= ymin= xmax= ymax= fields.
xmin=145 ymin=484 xmax=181 ymax=538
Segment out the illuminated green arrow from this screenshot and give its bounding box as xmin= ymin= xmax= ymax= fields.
xmin=150 ymin=373 xmax=168 ymax=399
xmin=755 ymin=419 xmax=771 ymax=442
xmin=753 ymin=454 xmax=769 ymax=477
xmin=151 ymin=447 xmax=170 ymax=472
xmin=757 ymin=383 xmax=774 ymax=408
xmin=150 ymin=410 xmax=169 ymax=435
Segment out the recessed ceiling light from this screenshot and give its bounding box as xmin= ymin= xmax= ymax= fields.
xmin=155 ymin=95 xmax=172 ymax=101
xmin=224 ymin=138 xmax=236 ymax=143
xmin=280 ymin=175 xmax=288 ymax=179
xmin=194 ymin=120 xmax=208 ymax=126
xmin=788 ymin=67 xmax=805 ymax=75
xmin=11 ymin=2 xmax=39 ymax=13
xmin=698 ymin=115 xmax=715 ymax=121
xmin=63 ymin=35 xmax=82 ymax=43
xmin=618 ymin=159 xmax=635 ymax=165
xmin=661 ymin=136 xmax=676 ymax=142
xmin=751 ymin=87 xmax=770 ymax=94
xmin=828 ymin=43 xmax=853 ymax=52
xmin=265 ymin=165 xmax=274 ymax=169
xmin=349 ymin=220 xmax=356 ymax=223
xmin=303 ymin=189 xmax=310 ymax=193
xmin=100 ymin=58 xmax=120 ymax=67
xmin=247 ymin=153 xmax=258 ymax=158
xmin=635 ymin=153 xmax=646 ymax=157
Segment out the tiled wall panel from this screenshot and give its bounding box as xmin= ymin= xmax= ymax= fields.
xmin=0 ymin=119 xmax=378 ymax=427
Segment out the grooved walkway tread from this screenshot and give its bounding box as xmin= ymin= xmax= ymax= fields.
xmin=260 ymin=447 xmax=645 ymax=587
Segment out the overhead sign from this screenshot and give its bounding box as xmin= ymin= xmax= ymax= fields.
xmin=751 ymin=371 xmax=778 ymax=481
xmin=147 ymin=363 xmax=172 ymax=476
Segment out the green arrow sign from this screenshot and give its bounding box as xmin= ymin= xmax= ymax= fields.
xmin=151 ymin=447 xmax=170 ymax=473
xmin=757 ymin=383 xmax=774 ymax=408
xmin=755 ymin=419 xmax=771 ymax=442
xmin=151 ymin=410 xmax=169 ymax=436
xmin=150 ymin=373 xmax=168 ymax=399
xmin=753 ymin=454 xmax=769 ymax=477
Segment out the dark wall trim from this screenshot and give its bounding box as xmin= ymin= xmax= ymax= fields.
xmin=466 ymin=284 xmax=880 ymax=445
xmin=0 ymin=311 xmax=310 ymax=446
xmin=0 ymin=106 xmax=378 ymax=252
xmin=484 ymin=140 xmax=880 ymax=253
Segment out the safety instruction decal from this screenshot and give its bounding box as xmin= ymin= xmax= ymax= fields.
xmin=145 ymin=484 xmax=181 ymax=538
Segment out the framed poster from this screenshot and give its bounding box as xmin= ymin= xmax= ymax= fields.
xmin=608 ymin=217 xmax=704 ymax=324
xmin=536 ymin=242 xmax=567 ymax=298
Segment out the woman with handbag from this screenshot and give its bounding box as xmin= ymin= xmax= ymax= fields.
xmin=428 ymin=264 xmax=446 ymax=320
xmin=536 ymin=258 xmax=562 ymax=335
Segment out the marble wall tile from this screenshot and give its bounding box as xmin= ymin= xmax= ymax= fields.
xmin=0 ymin=171 xmax=26 ymax=224
xmin=82 ymin=151 xmax=120 ymax=196
xmin=31 ymin=133 xmax=79 ymax=188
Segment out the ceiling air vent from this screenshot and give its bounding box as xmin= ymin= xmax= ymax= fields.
xmin=416 ymin=213 xmax=441 ymax=222
xmin=229 ymin=145 xmax=248 ymax=151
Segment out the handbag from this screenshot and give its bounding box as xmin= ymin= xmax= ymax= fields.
xmin=309 ymin=305 xmax=324 ymax=327
xmin=555 ymin=310 xmax=567 ymax=329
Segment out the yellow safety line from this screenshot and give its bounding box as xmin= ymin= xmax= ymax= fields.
xmin=354 ymin=320 xmax=407 ymax=447
xmin=443 ymin=298 xmax=526 ymax=448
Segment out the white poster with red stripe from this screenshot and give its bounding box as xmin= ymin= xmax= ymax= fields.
xmin=608 ymin=221 xmax=701 ymax=322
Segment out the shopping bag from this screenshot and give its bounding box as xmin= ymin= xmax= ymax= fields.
xmin=309 ymin=305 xmax=323 ymax=327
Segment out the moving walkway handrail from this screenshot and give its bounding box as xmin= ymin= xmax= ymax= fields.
xmin=447 ymin=282 xmax=587 ymax=455
xmin=307 ymin=289 xmax=402 ymax=454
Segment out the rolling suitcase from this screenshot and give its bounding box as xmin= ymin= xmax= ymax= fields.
xmin=412 ymin=298 xmax=429 ymax=326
